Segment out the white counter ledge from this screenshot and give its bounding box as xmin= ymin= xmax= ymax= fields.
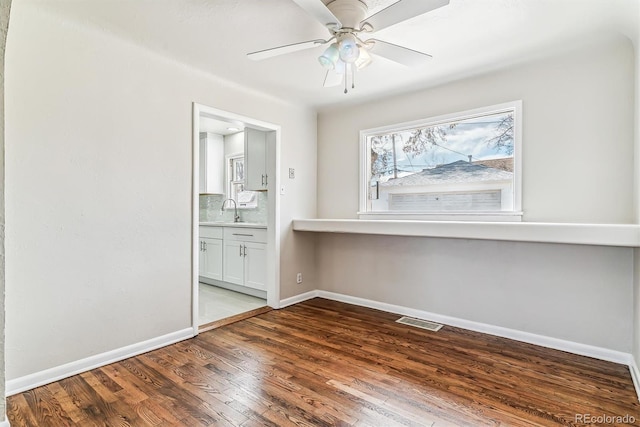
xmin=292 ymin=219 xmax=640 ymax=247
xmin=200 ymin=222 xmax=267 ymax=229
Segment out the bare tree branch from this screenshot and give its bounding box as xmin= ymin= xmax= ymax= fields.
xmin=484 ymin=114 xmax=514 ymax=155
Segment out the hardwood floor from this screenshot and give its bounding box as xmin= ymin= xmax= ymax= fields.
xmin=7 ymin=298 xmax=640 ymax=426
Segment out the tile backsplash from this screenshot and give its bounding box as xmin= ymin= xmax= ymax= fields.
xmin=199 ymin=193 xmax=267 ymax=224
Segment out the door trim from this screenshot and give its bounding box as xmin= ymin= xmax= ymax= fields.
xmin=192 ymin=103 xmax=281 ymax=336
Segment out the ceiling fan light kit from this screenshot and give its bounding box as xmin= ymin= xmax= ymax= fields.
xmin=318 ymin=43 xmax=340 ymax=68
xmin=247 ymin=0 xmax=450 ymax=93
xmin=337 ymin=33 xmax=360 ymax=63
xmin=354 ymin=45 xmax=372 ymax=69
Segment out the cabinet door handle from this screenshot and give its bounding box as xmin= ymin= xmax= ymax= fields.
xmin=243 ymin=245 xmax=247 ymax=257
xmin=239 ymin=244 xmax=243 ymax=256
xmin=261 ymin=174 xmax=265 ymax=186
xmin=232 ymin=233 xmax=254 ymax=237
xmin=203 ymin=242 xmax=207 ymax=252
xmin=264 ymin=174 xmax=268 ymax=187
xmin=200 ymin=241 xmax=203 ymax=251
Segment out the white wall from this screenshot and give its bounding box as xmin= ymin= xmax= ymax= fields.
xmin=0 ymin=0 xmax=10 ymax=422
xmin=315 ymin=37 xmax=637 ymax=353
xmin=632 ymin=2 xmax=640 ymax=376
xmin=4 ymin=3 xmax=317 ymax=380
xmin=318 ymin=37 xmax=635 ymax=224
xmin=278 ymin=115 xmax=318 ymax=299
xmin=635 ymin=250 xmax=639 ymax=365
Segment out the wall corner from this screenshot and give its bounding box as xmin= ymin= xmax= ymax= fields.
xmin=0 ymin=0 xmax=11 ymax=423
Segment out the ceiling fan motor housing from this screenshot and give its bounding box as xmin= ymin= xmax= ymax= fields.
xmin=327 ymin=0 xmax=368 ymax=30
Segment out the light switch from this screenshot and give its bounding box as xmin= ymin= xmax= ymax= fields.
xmin=289 ymin=168 xmax=295 ymax=179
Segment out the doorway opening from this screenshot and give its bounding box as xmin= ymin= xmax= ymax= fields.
xmin=192 ymin=103 xmax=280 ymax=335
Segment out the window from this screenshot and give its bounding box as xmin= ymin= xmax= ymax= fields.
xmin=227 ymin=155 xmax=244 ymax=202
xmin=359 ymin=101 xmax=522 ymax=221
xmin=226 ymin=154 xmax=258 ymax=209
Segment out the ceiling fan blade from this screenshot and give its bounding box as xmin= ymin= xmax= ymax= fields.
xmin=323 ymin=70 xmax=343 ymax=87
xmin=368 ymin=39 xmax=432 ymax=67
xmin=247 ymin=39 xmax=327 ymax=61
xmin=290 ymin=0 xmax=342 ymax=29
xmin=362 ymin=0 xmax=449 ymax=32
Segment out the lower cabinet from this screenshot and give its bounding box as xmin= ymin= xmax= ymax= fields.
xmin=200 ymin=237 xmax=223 ymax=280
xmin=222 ymin=239 xmax=244 ymax=285
xmin=199 ymin=226 xmax=223 ymax=281
xmin=200 ymin=225 xmax=267 ymax=293
xmin=223 ymin=227 xmax=267 ymax=291
xmin=244 ymin=242 xmax=267 ymax=290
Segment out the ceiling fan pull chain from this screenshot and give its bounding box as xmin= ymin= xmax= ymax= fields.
xmin=352 ymin=65 xmax=355 ymax=90
xmin=344 ymin=71 xmax=348 ymax=94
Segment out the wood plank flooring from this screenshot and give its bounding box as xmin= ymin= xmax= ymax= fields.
xmin=7 ymin=298 xmax=640 ymax=426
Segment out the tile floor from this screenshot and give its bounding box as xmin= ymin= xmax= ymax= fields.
xmin=198 ymin=283 xmax=267 ymax=325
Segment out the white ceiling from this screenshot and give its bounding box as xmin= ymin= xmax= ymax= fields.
xmin=34 ymin=0 xmax=639 ymax=109
xmin=199 ymin=114 xmax=245 ymax=135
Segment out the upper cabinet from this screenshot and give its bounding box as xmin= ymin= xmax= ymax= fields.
xmin=244 ymin=128 xmax=275 ymax=191
xmin=199 ymin=132 xmax=225 ymax=194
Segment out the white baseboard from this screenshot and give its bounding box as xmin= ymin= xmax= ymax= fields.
xmin=6 ymin=328 xmax=194 ymax=396
xmin=279 ymin=290 xmax=319 ymax=308
xmin=317 ymin=291 xmax=633 ymax=366
xmin=0 ymin=413 xmax=9 ymax=427
xmin=630 ymin=357 xmax=640 ymax=402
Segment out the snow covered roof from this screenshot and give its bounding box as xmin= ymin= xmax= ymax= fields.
xmin=380 ymin=160 xmax=513 ymax=187
xmin=473 ymin=157 xmax=514 ymax=172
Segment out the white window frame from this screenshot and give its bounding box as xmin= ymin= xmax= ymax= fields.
xmin=358 ymin=101 xmax=523 ymax=222
xmin=225 ymin=152 xmax=245 ymax=203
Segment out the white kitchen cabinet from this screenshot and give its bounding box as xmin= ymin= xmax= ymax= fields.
xmin=199 ymin=226 xmax=223 ymax=281
xmin=244 ymin=128 xmax=274 ymax=191
xmin=244 ymin=242 xmax=267 ymax=290
xmin=199 ymin=132 xmax=224 ymax=194
xmin=222 ymin=239 xmax=245 ymax=285
xmin=223 ymin=227 xmax=267 ymax=291
xmin=200 ymin=238 xmax=223 ymax=280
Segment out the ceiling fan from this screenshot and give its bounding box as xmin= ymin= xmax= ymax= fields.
xmin=247 ymin=0 xmax=450 ymax=93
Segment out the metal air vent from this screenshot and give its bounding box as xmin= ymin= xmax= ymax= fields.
xmin=396 ymin=316 xmax=443 ymax=332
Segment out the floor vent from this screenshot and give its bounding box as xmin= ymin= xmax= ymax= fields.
xmin=396 ymin=316 xmax=443 ymax=332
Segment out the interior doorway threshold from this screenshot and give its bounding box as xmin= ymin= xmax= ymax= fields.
xmin=198 ymin=306 xmax=272 ymax=333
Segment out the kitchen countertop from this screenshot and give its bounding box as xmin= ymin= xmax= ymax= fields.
xmin=200 ymin=222 xmax=267 ymax=229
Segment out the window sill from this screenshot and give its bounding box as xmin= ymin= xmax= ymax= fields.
xmin=358 ymin=211 xmax=523 ymax=222
xmin=292 ymin=219 xmax=640 ymax=247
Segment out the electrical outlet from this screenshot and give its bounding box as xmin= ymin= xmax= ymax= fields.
xmin=296 ymin=273 xmax=303 ymax=284
xmin=289 ymin=168 xmax=295 ymax=179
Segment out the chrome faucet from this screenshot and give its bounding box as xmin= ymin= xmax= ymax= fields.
xmin=221 ymin=198 xmax=240 ymax=223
